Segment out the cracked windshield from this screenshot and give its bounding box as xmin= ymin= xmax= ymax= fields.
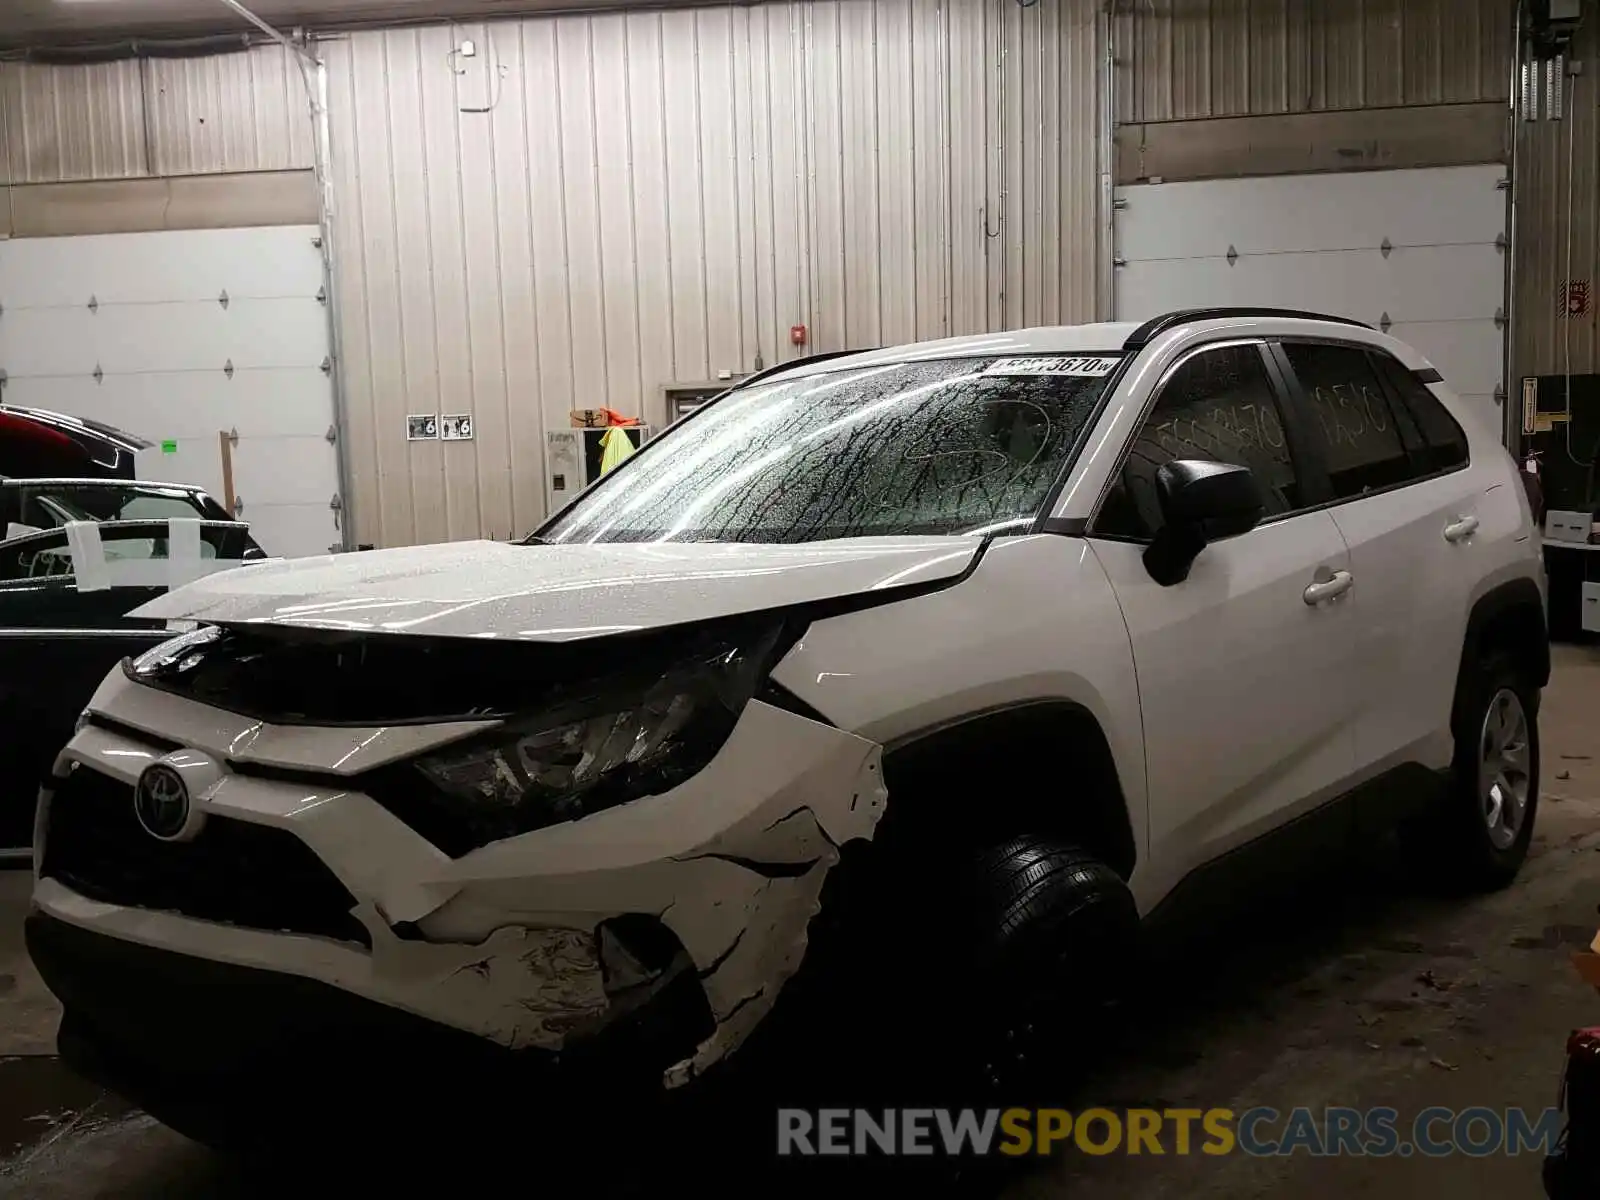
xmin=543 ymin=356 xmax=1122 ymax=544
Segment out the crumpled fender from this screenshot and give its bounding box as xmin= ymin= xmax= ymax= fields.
xmin=383 ymin=699 xmax=889 ymax=1084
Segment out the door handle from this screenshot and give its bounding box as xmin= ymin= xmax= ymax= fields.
xmin=1444 ymin=515 xmax=1480 ymax=543
xmin=1303 ymin=570 xmax=1354 ymax=605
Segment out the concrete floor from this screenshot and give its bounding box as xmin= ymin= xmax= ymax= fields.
xmin=3 ymin=646 xmax=1600 ymax=1197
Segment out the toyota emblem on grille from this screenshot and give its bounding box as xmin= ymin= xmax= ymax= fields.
xmin=134 ymin=764 xmax=193 ymax=841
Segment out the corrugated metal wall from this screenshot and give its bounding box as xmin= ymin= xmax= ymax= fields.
xmin=1116 ymin=0 xmax=1512 ymax=123
xmin=1100 ymin=0 xmax=1587 ymax=395
xmin=0 ymin=45 xmax=313 ymax=182
xmin=324 ymin=0 xmax=1103 ymax=549
xmin=1515 ymin=14 xmax=1600 ymax=381
xmin=11 ymin=1 xmax=1583 ymax=548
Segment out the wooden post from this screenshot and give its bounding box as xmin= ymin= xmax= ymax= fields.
xmin=218 ymin=430 xmax=237 ymax=516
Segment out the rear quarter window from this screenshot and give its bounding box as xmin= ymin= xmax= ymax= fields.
xmin=1372 ymin=354 xmax=1470 ymax=473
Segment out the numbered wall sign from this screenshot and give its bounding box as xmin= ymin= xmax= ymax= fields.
xmin=1562 ymin=279 xmax=1591 ymax=318
xmin=406 ymin=414 xmax=439 ymax=441
xmin=440 ymin=414 xmax=474 ymax=441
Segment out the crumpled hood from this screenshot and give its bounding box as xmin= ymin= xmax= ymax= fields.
xmin=128 ymin=536 xmax=982 ymax=641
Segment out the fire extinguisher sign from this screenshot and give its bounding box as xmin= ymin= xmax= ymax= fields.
xmin=1562 ymin=279 xmax=1591 ymax=318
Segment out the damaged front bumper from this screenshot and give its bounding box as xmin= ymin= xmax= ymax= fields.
xmin=30 ymin=677 xmax=888 ymax=1090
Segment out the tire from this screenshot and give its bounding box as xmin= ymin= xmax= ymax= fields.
xmin=1404 ymin=650 xmax=1541 ymax=892
xmin=139 ymin=1099 xmax=267 ymax=1162
xmin=925 ymin=837 xmax=1139 ymax=1104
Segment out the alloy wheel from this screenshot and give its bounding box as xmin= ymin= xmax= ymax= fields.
xmin=1479 ymin=687 xmax=1532 ymax=852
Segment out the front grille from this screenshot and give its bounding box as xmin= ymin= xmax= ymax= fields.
xmin=40 ymin=766 xmax=371 ymax=949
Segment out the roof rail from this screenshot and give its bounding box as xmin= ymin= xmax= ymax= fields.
xmin=729 ymin=348 xmax=879 ymax=393
xmin=1122 ymin=308 xmax=1374 ymax=351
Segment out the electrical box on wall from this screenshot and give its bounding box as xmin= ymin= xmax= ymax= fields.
xmin=545 ymin=426 xmax=654 ymax=512
xmin=1522 ymin=374 xmax=1600 ymax=513
xmin=1530 ymin=0 xmax=1583 ymax=53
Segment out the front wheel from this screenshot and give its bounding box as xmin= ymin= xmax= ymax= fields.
xmin=932 ymin=837 xmax=1139 ymax=1103
xmin=1403 ymin=652 xmax=1540 ymax=892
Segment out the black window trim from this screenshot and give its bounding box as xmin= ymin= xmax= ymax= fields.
xmin=1264 ymin=336 xmax=1472 ymax=517
xmin=1084 ymin=337 xmax=1331 ymax=546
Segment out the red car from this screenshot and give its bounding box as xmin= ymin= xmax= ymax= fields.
xmin=0 ymin=405 xmax=148 ymax=481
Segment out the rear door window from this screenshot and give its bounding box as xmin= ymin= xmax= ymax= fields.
xmin=1278 ymin=342 xmax=1418 ymax=500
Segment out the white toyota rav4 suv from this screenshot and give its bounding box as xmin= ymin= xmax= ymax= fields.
xmin=27 ymin=308 xmax=1548 ymax=1148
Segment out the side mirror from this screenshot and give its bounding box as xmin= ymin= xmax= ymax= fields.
xmin=1142 ymin=459 xmax=1265 ymax=587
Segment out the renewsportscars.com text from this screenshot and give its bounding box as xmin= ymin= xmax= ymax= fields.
xmin=776 ymin=1106 xmax=1564 ymax=1159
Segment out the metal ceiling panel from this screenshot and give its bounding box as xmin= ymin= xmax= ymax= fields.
xmin=3 ymin=0 xmax=725 ymax=51
xmin=0 ymin=44 xmax=312 ymax=182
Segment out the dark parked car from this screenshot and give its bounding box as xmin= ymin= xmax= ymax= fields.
xmin=0 ymin=479 xmax=267 ymax=856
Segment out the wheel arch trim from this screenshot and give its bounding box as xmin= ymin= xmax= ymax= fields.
xmin=879 ymin=698 xmax=1138 ymax=879
xmin=1453 ymin=576 xmax=1550 ymax=731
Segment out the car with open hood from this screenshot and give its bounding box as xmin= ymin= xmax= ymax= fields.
xmin=26 ymin=308 xmax=1549 ymax=1153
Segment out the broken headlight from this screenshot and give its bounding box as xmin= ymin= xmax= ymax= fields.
xmin=127 ymin=623 xmax=224 ymax=681
xmin=406 ymin=625 xmax=781 ymax=851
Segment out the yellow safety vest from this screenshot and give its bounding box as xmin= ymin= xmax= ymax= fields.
xmin=599 ymin=426 xmax=637 ymax=474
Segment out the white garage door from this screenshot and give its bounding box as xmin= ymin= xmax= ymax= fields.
xmin=1114 ymin=165 xmax=1507 ymax=419
xmin=0 ymin=226 xmax=341 ymax=558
